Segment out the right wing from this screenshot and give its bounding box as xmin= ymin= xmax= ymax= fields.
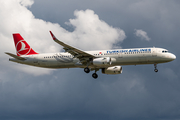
xmin=50 ymin=31 xmax=95 ymax=64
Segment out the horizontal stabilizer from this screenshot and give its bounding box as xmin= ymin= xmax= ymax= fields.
xmin=5 ymin=52 xmax=26 ymax=60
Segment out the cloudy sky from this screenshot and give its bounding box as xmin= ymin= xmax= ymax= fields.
xmin=0 ymin=0 xmax=180 ymax=119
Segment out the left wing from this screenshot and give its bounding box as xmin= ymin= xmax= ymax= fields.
xmin=50 ymin=31 xmax=95 ymax=64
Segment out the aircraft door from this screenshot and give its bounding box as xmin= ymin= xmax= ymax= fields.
xmin=152 ymin=48 xmax=157 ymax=57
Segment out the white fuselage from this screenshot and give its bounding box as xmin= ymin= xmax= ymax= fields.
xmin=9 ymin=47 xmax=176 ymax=69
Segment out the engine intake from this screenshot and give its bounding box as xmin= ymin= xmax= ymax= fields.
xmin=102 ymin=66 xmax=122 ymax=74
xmin=93 ymin=57 xmax=111 ymax=66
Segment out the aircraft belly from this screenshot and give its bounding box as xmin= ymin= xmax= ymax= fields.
xmin=117 ymin=56 xmax=139 ymax=63
xmin=116 ymin=55 xmax=154 ymax=65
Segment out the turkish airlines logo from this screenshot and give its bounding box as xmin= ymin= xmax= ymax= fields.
xmin=16 ymin=40 xmax=31 ymax=56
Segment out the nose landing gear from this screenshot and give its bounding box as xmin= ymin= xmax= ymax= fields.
xmin=154 ymin=64 xmax=158 ymax=72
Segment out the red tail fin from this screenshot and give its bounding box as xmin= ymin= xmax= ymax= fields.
xmin=13 ymin=33 xmax=38 ymax=56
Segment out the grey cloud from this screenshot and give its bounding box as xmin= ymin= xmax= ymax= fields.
xmin=1 ymin=67 xmax=180 ymax=120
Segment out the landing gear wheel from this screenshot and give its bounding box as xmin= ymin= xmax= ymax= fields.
xmin=154 ymin=64 xmax=158 ymax=73
xmin=154 ymin=69 xmax=158 ymax=72
xmin=84 ymin=67 xmax=90 ymax=73
xmin=92 ymin=73 xmax=98 ymax=79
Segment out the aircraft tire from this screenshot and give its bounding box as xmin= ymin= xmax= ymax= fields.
xmin=92 ymin=73 xmax=98 ymax=79
xmin=154 ymin=69 xmax=158 ymax=72
xmin=84 ymin=67 xmax=90 ymax=73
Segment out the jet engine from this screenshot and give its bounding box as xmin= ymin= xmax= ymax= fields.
xmin=102 ymin=66 xmax=122 ymax=74
xmin=93 ymin=57 xmax=112 ymax=66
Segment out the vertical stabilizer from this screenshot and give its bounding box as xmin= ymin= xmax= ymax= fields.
xmin=13 ymin=33 xmax=38 ymax=56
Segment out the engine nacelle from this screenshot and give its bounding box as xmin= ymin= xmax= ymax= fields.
xmin=102 ymin=66 xmax=123 ymax=74
xmin=93 ymin=57 xmax=112 ymax=66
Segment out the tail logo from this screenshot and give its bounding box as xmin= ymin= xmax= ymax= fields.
xmin=16 ymin=40 xmax=31 ymax=56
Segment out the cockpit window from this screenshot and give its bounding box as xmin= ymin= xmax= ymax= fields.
xmin=162 ymin=50 xmax=168 ymax=53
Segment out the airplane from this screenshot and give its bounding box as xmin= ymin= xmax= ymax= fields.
xmin=5 ymin=31 xmax=176 ymax=79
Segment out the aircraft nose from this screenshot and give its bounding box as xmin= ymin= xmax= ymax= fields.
xmin=171 ymin=54 xmax=176 ymax=60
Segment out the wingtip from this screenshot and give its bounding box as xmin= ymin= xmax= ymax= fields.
xmin=49 ymin=31 xmax=52 ymax=35
xmin=49 ymin=31 xmax=57 ymax=40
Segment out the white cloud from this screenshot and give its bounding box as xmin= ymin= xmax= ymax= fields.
xmin=18 ymin=0 xmax=34 ymax=7
xmin=65 ymin=9 xmax=126 ymax=50
xmin=134 ymin=29 xmax=150 ymax=41
xmin=0 ymin=0 xmax=126 ymax=76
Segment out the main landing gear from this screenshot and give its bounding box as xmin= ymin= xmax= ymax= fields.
xmin=154 ymin=64 xmax=158 ymax=72
xmin=84 ymin=67 xmax=98 ymax=79
xmin=92 ymin=73 xmax=98 ymax=79
xmin=84 ymin=67 xmax=90 ymax=73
